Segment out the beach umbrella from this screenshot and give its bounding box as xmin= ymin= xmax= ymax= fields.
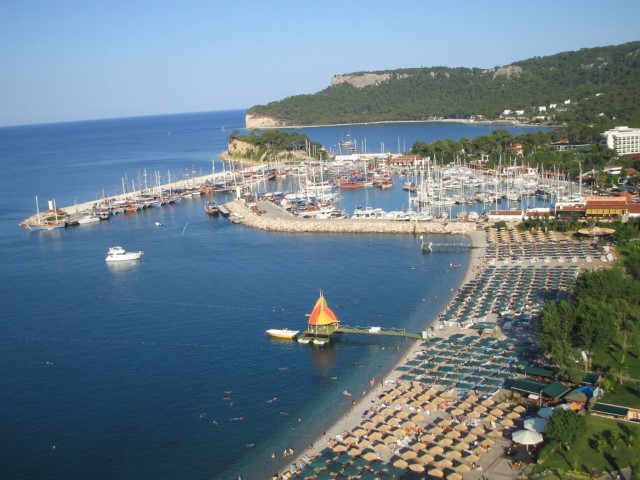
xmin=383 ymin=435 xmax=399 ymax=445
xmin=387 ymin=417 xmax=400 ymax=426
xmin=450 ymin=408 xmax=464 ymax=416
xmin=481 ymin=438 xmax=495 ymax=447
xmin=466 ymin=395 xmax=479 ymax=404
xmin=537 ymin=407 xmax=554 ymax=419
xmin=487 ymin=430 xmax=503 ymax=438
xmin=512 ymin=429 xmax=544 ymax=446
xmin=380 ymin=407 xmax=394 ymax=416
xmin=454 ymin=462 xmax=471 ymax=473
xmin=507 ymin=411 xmax=521 ymax=419
xmin=358 ymin=438 xmax=372 ymax=449
xmin=513 ymin=405 xmax=526 ymax=413
xmin=458 ymin=402 xmax=473 ymax=411
xmin=332 ymin=444 xmax=347 ymax=453
xmin=372 ymin=442 xmax=388 ymax=452
xmin=474 ymin=405 xmax=487 ymax=413
xmin=412 ymin=414 xmax=426 ymax=423
xmin=467 ymin=411 xmax=480 ymax=419
xmin=396 ymin=410 xmax=410 ymax=420
xmin=419 ymin=452 xmax=435 ymax=464
xmin=411 ymin=441 xmax=427 ymax=452
xmin=436 ymin=458 xmax=453 ymax=469
xmin=353 ymin=427 xmax=366 ymax=437
xmin=395 ymin=396 xmax=408 ymax=405
xmin=401 ymin=449 xmax=418 ymax=460
xmin=393 ymin=458 xmax=408 ymax=469
xmin=347 ymin=447 xmax=362 ymax=457
xmin=463 ymin=433 xmax=478 ymax=443
xmin=500 ymin=418 xmax=514 ymax=427
xmin=490 ymin=408 xmax=504 ymax=417
xmin=447 ymin=450 xmax=462 ymax=459
xmin=464 ymin=454 xmax=480 ymax=464
xmin=409 ymin=400 xmax=422 ymax=409
xmin=454 ymin=423 xmax=468 ymax=431
xmin=524 ymin=417 xmax=547 ymax=433
xmin=409 ymin=463 xmax=426 ymax=473
xmin=429 ymin=445 xmax=445 ymax=455
xmin=428 ymin=467 xmax=444 ymax=478
xmin=403 ymin=421 xmax=417 ymax=430
xmin=438 ymin=419 xmax=452 ymax=428
xmin=372 ymin=414 xmax=385 ymax=423
xmin=363 ymin=451 xmax=378 ymax=461
xmin=470 ymin=426 xmax=485 ymax=435
xmin=378 ymin=423 xmax=391 ymax=432
xmin=369 ymin=431 xmax=383 ymax=441
xmin=420 ymin=432 xmax=436 ymax=443
xmin=445 ymin=430 xmax=461 ymax=440
xmin=440 ymin=437 xmax=454 ymax=446
xmin=447 ymin=473 xmax=463 ymax=480
xmin=484 ymin=414 xmax=497 ymax=424
xmin=418 ymin=394 xmax=431 ymax=402
xmin=430 ymin=426 xmax=444 ymax=436
xmin=452 ymin=441 xmax=469 ymax=452
xmin=497 ymin=402 xmax=511 ymax=410
xmin=361 ymin=421 xmax=375 ymax=430
xmin=481 ymin=399 xmax=495 ymax=407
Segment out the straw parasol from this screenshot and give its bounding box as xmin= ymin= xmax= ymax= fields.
xmin=452 ymin=441 xmax=469 ymax=452
xmin=369 ymin=431 xmax=383 ymax=441
xmin=380 ymin=407 xmax=394 ymax=416
xmin=361 ymin=421 xmax=375 ymax=430
xmin=440 ymin=437 xmax=454 ymax=447
xmin=447 ymin=473 xmax=463 ymax=480
xmin=470 ymin=425 xmax=485 ymax=435
xmin=411 ymin=441 xmax=427 ymax=452
xmin=459 ymin=402 xmax=472 ymax=411
xmin=383 ymin=435 xmax=399 ymax=445
xmin=481 ymin=398 xmax=495 ymax=407
xmin=430 ymin=426 xmax=444 ymax=436
xmin=412 ymin=414 xmax=426 ymax=423
xmin=438 ymin=418 xmax=452 ymax=427
xmin=393 ymin=458 xmax=408 ymax=469
xmin=497 ymin=402 xmax=510 ymax=410
xmin=454 ymin=423 xmax=468 ymax=431
xmin=403 ymin=421 xmax=417 ymax=430
xmin=401 ymin=449 xmax=418 ymax=460
xmin=500 ymin=418 xmax=514 ymax=427
xmin=409 ymin=463 xmax=426 ymax=473
xmin=467 ymin=411 xmax=480 ymax=419
xmin=463 ymin=433 xmax=478 ymax=444
xmin=466 ymin=395 xmax=479 ymax=404
xmin=437 ymin=458 xmax=453 ymax=469
xmin=348 ymin=447 xmax=362 ymax=457
xmin=455 ymin=462 xmax=471 ymax=473
xmin=487 ymin=430 xmax=503 ymax=438
xmin=419 ymin=453 xmax=435 ymax=464
xmin=353 ymin=427 xmax=366 ymax=437
xmin=358 ymin=439 xmax=372 ymax=449
xmin=490 ymin=408 xmax=504 ymax=417
xmin=378 ymin=423 xmax=392 ymax=432
xmin=507 ymin=411 xmax=521 ymax=420
xmin=474 ymin=404 xmax=487 ymax=413
xmin=420 ymin=432 xmax=436 ymax=443
xmin=373 ymin=442 xmax=388 ymax=452
xmin=513 ymin=405 xmax=526 ymax=413
xmin=424 ymin=402 xmax=438 ymax=410
xmin=484 ymin=414 xmax=497 ymax=424
xmin=464 ymin=454 xmax=480 ymax=464
xmin=482 ymin=438 xmax=495 ymax=447
xmin=397 ymin=410 xmax=410 ymax=420
xmin=363 ymin=451 xmax=378 ymax=461
xmin=372 ymin=414 xmax=385 ymax=423
xmin=387 ymin=416 xmax=400 ymax=426
xmin=447 ymin=450 xmax=462 ymax=459
xmin=429 ymin=445 xmax=445 ymax=455
xmin=445 ymin=430 xmax=461 ymax=440
xmin=428 ymin=467 xmax=444 ymax=478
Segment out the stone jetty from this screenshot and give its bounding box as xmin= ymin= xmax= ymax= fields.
xmin=224 ymin=199 xmax=479 ymax=235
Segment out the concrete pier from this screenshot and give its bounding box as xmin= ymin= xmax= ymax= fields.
xmin=224 ymin=199 xmax=479 ymax=235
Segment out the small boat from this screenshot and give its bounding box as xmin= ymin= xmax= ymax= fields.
xmin=451 ymin=263 xmax=462 ymax=268
xmin=204 ymin=201 xmax=220 ymax=215
xmin=265 ymin=328 xmax=300 ymax=340
xmin=296 ymin=337 xmax=311 ymax=345
xmin=154 ymin=221 xmax=162 ymax=227
xmin=105 ymin=246 xmax=143 ymax=262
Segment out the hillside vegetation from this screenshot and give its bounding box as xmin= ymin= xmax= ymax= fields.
xmin=248 ymin=41 xmax=640 ymax=127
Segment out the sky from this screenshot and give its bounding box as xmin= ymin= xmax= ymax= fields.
xmin=1 ymin=0 xmax=639 ymax=127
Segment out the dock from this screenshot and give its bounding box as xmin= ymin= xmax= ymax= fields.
xmin=296 ymin=325 xmax=426 ymax=345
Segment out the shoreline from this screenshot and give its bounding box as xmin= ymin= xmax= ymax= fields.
xmin=279 ymin=229 xmax=489 ymax=478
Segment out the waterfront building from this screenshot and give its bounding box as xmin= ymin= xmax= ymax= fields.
xmin=601 ymin=126 xmax=640 ymax=155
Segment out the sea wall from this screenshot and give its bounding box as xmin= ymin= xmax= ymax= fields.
xmin=224 ymin=200 xmax=479 ymax=235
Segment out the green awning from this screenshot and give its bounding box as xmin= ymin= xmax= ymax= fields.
xmin=542 ymin=381 xmax=571 ymax=399
xmin=524 ymin=366 xmax=556 ymax=379
xmin=591 ymin=403 xmax=629 ymax=417
xmin=582 ymin=372 xmax=601 ymax=385
xmin=510 ymin=379 xmax=548 ymax=395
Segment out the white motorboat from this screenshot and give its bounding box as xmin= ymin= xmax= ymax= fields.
xmin=265 ymin=328 xmax=300 ymax=340
xmin=105 ymin=246 xmax=144 ymax=262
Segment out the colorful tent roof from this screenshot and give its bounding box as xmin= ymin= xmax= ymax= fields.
xmin=308 ymin=291 xmax=339 ymax=326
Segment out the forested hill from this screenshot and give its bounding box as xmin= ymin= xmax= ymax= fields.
xmin=247 ymin=41 xmax=640 ymax=128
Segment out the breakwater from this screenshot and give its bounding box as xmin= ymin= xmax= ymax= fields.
xmin=224 ymin=199 xmax=479 ymax=235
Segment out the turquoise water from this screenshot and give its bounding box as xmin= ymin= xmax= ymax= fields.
xmin=0 ymin=111 xmax=547 ymax=479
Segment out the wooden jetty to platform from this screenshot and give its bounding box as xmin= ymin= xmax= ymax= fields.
xmin=419 ymin=235 xmax=474 ymax=253
xmin=296 ymin=325 xmax=426 ymax=346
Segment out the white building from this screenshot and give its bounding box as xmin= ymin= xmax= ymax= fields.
xmin=601 ymin=126 xmax=640 ymax=155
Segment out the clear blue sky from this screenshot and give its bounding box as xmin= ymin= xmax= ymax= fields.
xmin=1 ymin=0 xmax=638 ymax=126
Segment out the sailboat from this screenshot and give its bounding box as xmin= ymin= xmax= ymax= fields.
xmin=27 ymin=196 xmax=66 ymax=231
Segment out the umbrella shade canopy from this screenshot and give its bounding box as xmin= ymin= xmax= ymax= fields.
xmin=363 ymin=451 xmax=378 ymax=461
xmin=523 ymin=417 xmax=548 ymax=433
xmin=474 ymin=405 xmax=488 ymax=413
xmin=440 ymin=437 xmax=454 ymax=446
xmin=447 ymin=473 xmax=463 ymax=480
xmin=467 ymin=411 xmax=481 ymax=419
xmin=537 ymin=407 xmax=554 ymax=419
xmin=512 ymin=429 xmax=544 ymax=445
xmin=454 ymin=462 xmax=471 ymax=473
xmin=409 ymin=463 xmax=426 ymax=473
xmin=451 ymin=408 xmax=464 ymax=416
xmin=428 ymin=467 xmax=445 ymax=478
xmin=393 ymin=458 xmax=408 ymax=469
xmin=437 ymin=458 xmax=453 ymax=469
xmin=500 ymin=418 xmax=514 ymax=427
xmin=429 ymin=445 xmax=445 ymax=455
xmin=513 ymin=405 xmax=526 ymax=413
xmin=507 ymin=411 xmax=521 ymax=419
xmin=454 ymin=423 xmax=468 ymax=431
xmin=448 ymin=450 xmax=462 ymax=459
xmin=401 ymin=449 xmax=418 ymax=460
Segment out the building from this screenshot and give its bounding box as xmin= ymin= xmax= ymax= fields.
xmin=601 ymin=126 xmax=640 ymax=155
xmin=550 ymin=138 xmax=591 ymax=151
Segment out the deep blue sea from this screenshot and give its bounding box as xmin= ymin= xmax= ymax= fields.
xmin=0 ymin=110 xmax=549 ymax=479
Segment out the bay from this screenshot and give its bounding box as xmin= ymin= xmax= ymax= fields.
xmin=0 ymin=110 xmax=548 ymax=479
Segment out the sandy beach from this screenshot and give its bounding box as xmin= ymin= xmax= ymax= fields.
xmin=278 ymin=229 xmax=492 ymax=478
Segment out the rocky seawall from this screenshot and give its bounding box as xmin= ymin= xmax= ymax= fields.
xmin=224 ymin=200 xmax=479 ymax=235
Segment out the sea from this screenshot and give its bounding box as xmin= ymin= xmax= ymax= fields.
xmin=0 ymin=110 xmax=550 ymax=480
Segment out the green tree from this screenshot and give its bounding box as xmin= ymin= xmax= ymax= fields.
xmin=545 ymin=409 xmax=587 ymax=450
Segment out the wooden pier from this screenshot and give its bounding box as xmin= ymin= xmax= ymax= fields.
xmin=296 ymin=324 xmax=426 ymax=345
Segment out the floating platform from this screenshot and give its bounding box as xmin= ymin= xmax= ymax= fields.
xmin=294 ymin=325 xmax=426 ymax=346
